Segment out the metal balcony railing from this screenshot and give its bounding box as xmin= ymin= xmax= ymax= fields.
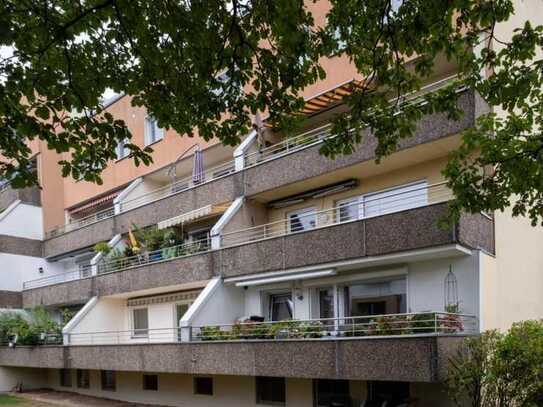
xmin=221 ymin=181 xmax=453 ymax=247
xmin=51 ymin=312 xmax=477 ymax=346
xmin=43 ymin=75 xmax=463 ymax=240
xmin=23 ymin=182 xmax=455 ymax=291
xmin=22 ymin=265 xmax=93 ymax=290
xmin=95 ymin=237 xmax=211 ymax=275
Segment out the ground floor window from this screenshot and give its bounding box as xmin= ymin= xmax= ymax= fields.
xmin=194 ymin=377 xmax=213 ymax=396
xmin=269 ymin=293 xmax=293 ymax=321
xmin=76 ymin=369 xmax=90 ymax=389
xmin=366 ymin=381 xmax=410 ymax=406
xmin=101 ymin=370 xmax=116 ymax=391
xmin=313 ymin=379 xmax=350 ymax=407
xmin=143 ymin=374 xmax=158 ymax=391
xmin=59 ymin=369 xmax=72 ymax=387
xmin=256 ymin=376 xmax=286 ymax=405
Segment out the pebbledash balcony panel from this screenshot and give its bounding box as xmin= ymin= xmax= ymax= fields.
xmin=0 ymin=235 xmax=42 ymax=257
xmin=0 ymin=184 xmax=41 ymax=209
xmin=0 ymin=335 xmax=465 ymax=383
xmin=43 ymin=174 xmax=241 ymax=259
xmin=244 ymin=89 xmax=481 ymax=196
xmin=217 ymin=203 xmax=494 ymax=278
xmin=42 ymin=90 xmax=482 ymax=259
xmin=23 ymin=203 xmax=494 ymax=308
xmin=22 ymin=253 xmax=215 ymax=307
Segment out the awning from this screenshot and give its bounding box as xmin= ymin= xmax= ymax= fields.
xmin=299 ymin=79 xmax=364 ymax=117
xmin=69 ymin=190 xmax=120 ymax=215
xmin=157 ymin=203 xmax=230 ymax=230
xmin=227 ymin=269 xmax=337 ymax=287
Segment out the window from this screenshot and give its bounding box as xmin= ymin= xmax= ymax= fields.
xmin=101 ymin=370 xmax=116 ymax=391
xmin=367 ymin=381 xmax=410 ymax=406
xmin=132 ymin=308 xmax=149 ymax=337
xmin=143 ymin=374 xmax=158 ymax=391
xmin=188 ymin=228 xmax=211 ymax=249
xmin=314 ymin=379 xmax=350 ymax=407
xmin=194 ymin=377 xmax=213 ymax=396
xmin=334 ymin=181 xmax=428 ymax=222
xmin=362 ymin=181 xmax=427 ymax=218
xmin=76 ymin=369 xmax=90 ymax=389
xmin=144 ymin=117 xmax=164 ymax=146
xmin=256 ymin=377 xmax=285 ymax=405
xmin=269 ymin=293 xmax=293 ymax=321
xmin=336 ymin=197 xmax=360 ymax=222
xmin=343 ymin=279 xmax=407 ymax=318
xmin=59 ymin=369 xmax=72 ymax=387
xmin=287 ymin=207 xmax=316 ymax=233
xmin=116 ymin=138 xmax=130 ymax=160
xmin=318 ymin=288 xmax=335 ymax=320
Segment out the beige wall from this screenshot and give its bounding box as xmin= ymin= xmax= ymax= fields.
xmin=46 ymin=369 xmax=452 ymax=407
xmin=482 ymin=209 xmax=543 ymax=331
xmin=0 ymin=367 xmax=48 ymax=392
xmin=268 ymin=155 xmax=449 ymax=227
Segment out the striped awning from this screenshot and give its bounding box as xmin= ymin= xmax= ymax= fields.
xmin=157 ymin=204 xmax=230 ymax=230
xmin=69 ymin=190 xmax=119 ymax=215
xmin=299 ymin=79 xmax=364 ymax=116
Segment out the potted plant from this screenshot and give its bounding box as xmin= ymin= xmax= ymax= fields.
xmin=93 ymin=241 xmax=111 ymax=255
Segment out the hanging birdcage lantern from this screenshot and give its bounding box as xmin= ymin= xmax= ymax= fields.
xmin=444 ymin=265 xmax=459 ymax=312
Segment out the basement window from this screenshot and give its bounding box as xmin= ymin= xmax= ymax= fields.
xmin=143 ymin=374 xmax=158 ymax=391
xmin=77 ymin=369 xmax=90 ymax=389
xmin=101 ymin=370 xmax=116 ymax=391
xmin=59 ymin=369 xmax=72 ymax=387
xmin=194 ymin=377 xmax=213 ymax=396
xmin=256 ymin=376 xmax=285 ymax=406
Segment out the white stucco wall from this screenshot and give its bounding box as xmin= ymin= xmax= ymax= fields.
xmin=188 ymin=282 xmax=245 ymax=327
xmin=0 ymin=253 xmax=66 ymax=291
xmin=0 ymin=202 xmax=43 ymax=240
xmin=407 ymin=254 xmax=479 ymax=317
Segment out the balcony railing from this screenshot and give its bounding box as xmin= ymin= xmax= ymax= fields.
xmin=95 ymin=237 xmax=211 ymax=275
xmin=24 ymin=181 xmax=456 ymax=291
xmin=50 ymin=312 xmax=477 ymax=346
xmin=43 ymin=75 xmax=463 ymax=240
xmin=221 ymin=181 xmax=453 ymax=247
xmin=22 ymin=265 xmax=92 ymax=290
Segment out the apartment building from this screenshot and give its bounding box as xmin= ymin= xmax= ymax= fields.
xmin=0 ymin=1 xmax=542 ymax=406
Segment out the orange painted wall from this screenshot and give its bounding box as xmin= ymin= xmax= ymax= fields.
xmin=60 ymin=97 xmax=220 ymax=211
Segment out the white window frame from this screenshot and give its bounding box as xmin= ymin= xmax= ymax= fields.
xmin=131 ymin=307 xmax=149 ymax=338
xmin=334 ymin=180 xmax=428 ymax=222
xmin=116 ymin=138 xmax=130 ymax=160
xmin=286 ymin=206 xmax=316 ymax=233
xmin=335 ymin=196 xmax=362 ymax=223
xmin=144 ymin=117 xmax=164 ymax=146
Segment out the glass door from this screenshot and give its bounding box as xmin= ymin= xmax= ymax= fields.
xmin=175 ymin=303 xmax=190 ymax=341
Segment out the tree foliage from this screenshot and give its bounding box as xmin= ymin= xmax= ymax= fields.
xmin=1 ymin=1 xmax=543 ymax=223
xmin=446 ymin=320 xmax=543 ymax=407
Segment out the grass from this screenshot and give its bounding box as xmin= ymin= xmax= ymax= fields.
xmin=0 ymin=395 xmax=55 ymax=406
xmin=0 ymin=395 xmax=24 ymax=405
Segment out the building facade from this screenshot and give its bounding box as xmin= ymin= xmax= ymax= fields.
xmin=0 ymin=1 xmax=542 ymax=406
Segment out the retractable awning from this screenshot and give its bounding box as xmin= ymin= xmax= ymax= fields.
xmin=157 ymin=203 xmax=230 ymax=230
xmin=299 ymin=79 xmax=364 ymax=117
xmin=69 ymin=190 xmax=120 ymax=215
xmin=226 ymin=269 xmax=337 ymax=287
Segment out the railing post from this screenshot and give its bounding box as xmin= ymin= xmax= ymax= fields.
xmin=434 ymin=313 xmax=438 ymax=334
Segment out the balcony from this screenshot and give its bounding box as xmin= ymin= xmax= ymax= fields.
xmin=22 ymin=182 xmax=494 ymax=307
xmin=0 ymin=183 xmax=41 ymax=210
xmin=0 ymin=318 xmax=472 ymax=382
xmin=42 ymin=85 xmax=482 ymax=259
